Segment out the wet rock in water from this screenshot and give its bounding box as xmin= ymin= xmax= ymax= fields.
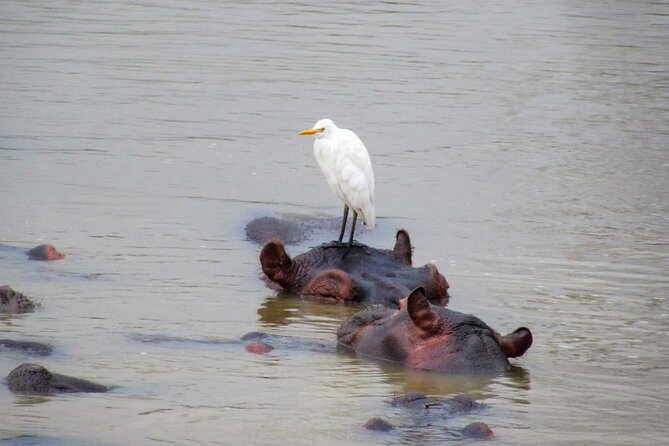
xmin=26 ymin=244 xmax=65 ymax=261
xmin=6 ymin=363 xmax=109 ymax=394
xmin=0 ymin=285 xmax=37 ymax=313
xmin=461 ymin=422 xmax=494 ymax=439
xmin=363 ymin=417 xmax=394 ymax=432
xmin=0 ymin=339 xmax=53 ymax=356
xmin=245 ymin=341 xmax=274 ymax=354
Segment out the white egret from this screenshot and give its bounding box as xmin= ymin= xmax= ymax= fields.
xmin=299 ymin=118 xmax=375 ymax=249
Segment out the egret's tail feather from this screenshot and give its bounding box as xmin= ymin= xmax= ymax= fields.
xmin=363 ymin=213 xmax=375 ymax=230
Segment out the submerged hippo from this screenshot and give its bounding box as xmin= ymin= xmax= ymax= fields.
xmin=6 ymin=363 xmax=109 ymax=394
xmin=391 ymin=391 xmax=483 ymax=414
xmin=26 ymin=244 xmax=65 ymax=261
xmin=0 ymin=285 xmax=36 ymax=313
xmin=0 ymin=340 xmax=53 ymax=356
xmin=364 ymin=392 xmax=494 ymax=439
xmin=260 ymin=230 xmax=448 ymax=307
xmin=246 ymin=215 xmax=353 ymax=246
xmin=338 ymin=287 xmax=532 ymax=373
xmin=363 ymin=417 xmax=492 ymax=439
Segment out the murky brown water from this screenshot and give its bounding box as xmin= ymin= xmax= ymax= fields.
xmin=2 ymin=1 xmax=668 ymax=445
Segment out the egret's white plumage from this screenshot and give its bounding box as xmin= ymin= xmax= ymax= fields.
xmin=299 ymin=118 xmax=375 ymax=245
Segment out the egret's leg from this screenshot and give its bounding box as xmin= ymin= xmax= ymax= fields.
xmin=338 ymin=205 xmax=349 ymax=243
xmin=348 ymin=212 xmax=358 ymax=247
xmin=343 ymin=212 xmax=358 ymax=258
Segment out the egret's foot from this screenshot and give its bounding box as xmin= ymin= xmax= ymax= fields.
xmin=322 ymin=240 xmax=345 ymax=249
xmin=319 ymin=240 xmax=363 ymax=253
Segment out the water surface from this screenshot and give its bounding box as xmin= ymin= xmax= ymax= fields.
xmin=1 ymin=1 xmax=668 ymax=445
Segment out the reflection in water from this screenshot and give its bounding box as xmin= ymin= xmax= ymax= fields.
xmin=376 ymin=361 xmax=499 ymax=397
xmin=501 ymin=366 xmax=532 ymax=393
xmin=257 ymin=292 xmax=360 ymax=328
xmin=11 ymin=394 xmax=52 ymax=407
xmin=341 ymin=348 xmax=531 ymax=400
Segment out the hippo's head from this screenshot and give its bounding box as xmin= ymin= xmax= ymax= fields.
xmin=6 ymin=363 xmax=109 ymax=394
xmin=259 ymin=230 xmax=449 ymax=307
xmin=26 ymin=244 xmax=65 ymax=261
xmin=338 ymin=287 xmax=532 ymax=373
xmin=0 ymin=285 xmax=36 ymax=314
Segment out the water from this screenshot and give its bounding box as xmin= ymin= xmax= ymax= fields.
xmin=1 ymin=1 xmax=668 ymax=444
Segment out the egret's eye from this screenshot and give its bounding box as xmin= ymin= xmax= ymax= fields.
xmin=318 ymin=128 xmax=325 ymax=132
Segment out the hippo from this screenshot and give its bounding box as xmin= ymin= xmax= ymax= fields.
xmin=260 ymin=230 xmax=449 ymax=307
xmin=364 ymin=392 xmax=494 ymax=439
xmin=0 ymin=285 xmax=36 ymax=313
xmin=392 ymin=391 xmax=483 ymax=414
xmin=0 ymin=340 xmax=53 ymax=356
xmin=338 ymin=287 xmax=532 ymax=373
xmin=363 ymin=417 xmax=394 ymax=432
xmin=246 ymin=215 xmax=361 ymax=246
xmin=26 ymin=244 xmax=65 ymax=261
xmin=130 ymin=331 xmax=332 ymax=356
xmin=461 ymin=422 xmax=494 ymax=439
xmin=6 ymin=363 xmax=109 ymax=394
xmin=362 ymin=416 xmax=493 ymax=439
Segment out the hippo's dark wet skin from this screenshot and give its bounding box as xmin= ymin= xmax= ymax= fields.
xmin=364 ymin=392 xmax=494 ymax=439
xmin=0 ymin=285 xmax=37 ymax=314
xmin=363 ymin=417 xmax=394 ymax=432
xmin=392 ymin=391 xmax=483 ymax=414
xmin=0 ymin=340 xmax=53 ymax=356
xmin=246 ymin=216 xmax=312 ymax=245
xmin=338 ymin=287 xmax=532 ymax=373
xmin=461 ymin=422 xmax=494 ymax=439
xmin=1 ymin=435 xmax=113 ymax=446
xmin=246 ymin=215 xmax=360 ymax=246
xmin=6 ymin=363 xmax=109 ymax=394
xmin=260 ymin=230 xmax=449 ymax=307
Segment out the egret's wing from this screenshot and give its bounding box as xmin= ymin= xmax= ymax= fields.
xmin=334 ymin=130 xmax=376 ymax=228
xmin=314 ymin=137 xmax=348 ymax=201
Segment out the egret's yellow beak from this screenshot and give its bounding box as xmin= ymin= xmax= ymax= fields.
xmin=299 ymin=127 xmax=323 ymax=135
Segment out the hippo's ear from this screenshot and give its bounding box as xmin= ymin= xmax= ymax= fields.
xmin=498 ymin=327 xmax=533 ymax=358
xmin=407 ymin=286 xmax=441 ymax=334
xmin=393 ymin=230 xmax=413 ymax=266
xmin=260 ymin=240 xmax=292 ymax=284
